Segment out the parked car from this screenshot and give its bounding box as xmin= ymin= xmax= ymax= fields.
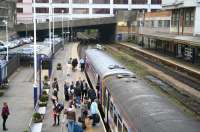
xmin=21 ymin=37 xmax=32 ymax=44
xmin=0 ymin=41 xmax=7 ymax=51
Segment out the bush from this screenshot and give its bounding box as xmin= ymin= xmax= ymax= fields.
xmin=40 ymin=95 xmax=48 ymax=102
xmin=0 ymin=90 xmax=4 ymax=97
xmin=43 ymin=83 xmax=49 ymax=89
xmin=44 ymin=75 xmax=49 ymax=81
xmin=57 ymin=63 xmax=62 ymax=70
xmin=42 ymin=90 xmax=47 ymax=96
xmin=32 ymin=112 xmax=42 ymax=123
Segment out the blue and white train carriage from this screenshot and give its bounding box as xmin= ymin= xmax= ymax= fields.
xmin=85 ymin=49 xmax=200 ymax=132
xmin=0 ymin=60 xmax=7 ymax=86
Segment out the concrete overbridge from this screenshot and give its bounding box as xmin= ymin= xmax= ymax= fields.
xmin=15 ymin=17 xmax=117 ymax=42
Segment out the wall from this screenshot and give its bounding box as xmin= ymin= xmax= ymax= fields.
xmin=194 ymin=6 xmax=200 ymax=36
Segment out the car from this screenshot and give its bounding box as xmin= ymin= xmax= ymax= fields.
xmin=21 ymin=37 xmax=32 ymax=44
xmin=0 ymin=41 xmax=7 ymax=51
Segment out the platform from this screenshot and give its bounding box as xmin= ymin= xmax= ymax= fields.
xmin=41 ymin=42 xmax=106 ymax=132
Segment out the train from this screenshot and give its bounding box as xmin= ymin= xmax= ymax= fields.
xmin=85 ymin=48 xmax=200 ymax=132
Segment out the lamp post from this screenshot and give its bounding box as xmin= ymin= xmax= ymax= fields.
xmin=52 ymin=7 xmax=55 ymax=53
xmin=33 ymin=0 xmax=38 ymax=108
xmin=67 ymin=15 xmax=70 ymax=42
xmin=62 ymin=10 xmax=64 ymax=47
xmin=49 ymin=0 xmax=52 ymax=52
xmin=2 ymin=20 xmax=8 ymax=62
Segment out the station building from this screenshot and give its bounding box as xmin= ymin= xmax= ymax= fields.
xmin=130 ymin=0 xmax=200 ymax=65
xmin=0 ymin=0 xmax=16 ymax=41
xmin=16 ymin=0 xmax=162 ymax=24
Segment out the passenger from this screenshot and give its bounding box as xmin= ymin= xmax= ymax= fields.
xmin=74 ymin=82 xmax=82 ymax=108
xmin=88 ymin=87 xmax=96 ymax=102
xmin=69 ymin=82 xmax=75 ymax=99
xmin=52 ymin=78 xmax=59 ymax=91
xmin=79 ymin=58 xmax=85 ymax=72
xmin=82 ymin=80 xmax=88 ymax=100
xmin=71 ymin=58 xmax=78 ymax=71
xmin=64 ymin=82 xmax=70 ymax=101
xmin=75 ymin=77 xmax=82 ymax=88
xmin=51 ymin=95 xmax=57 ymax=107
xmin=53 ymin=88 xmax=58 ymax=100
xmin=64 ymin=104 xmax=76 ymax=132
xmin=1 ymin=102 xmax=10 ymax=131
xmin=90 ymin=99 xmax=99 ymax=126
xmin=80 ymin=97 xmax=89 ymax=129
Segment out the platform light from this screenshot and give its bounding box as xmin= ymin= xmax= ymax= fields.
xmin=2 ymin=20 xmax=9 ymax=62
xmin=33 ymin=0 xmax=38 ymax=108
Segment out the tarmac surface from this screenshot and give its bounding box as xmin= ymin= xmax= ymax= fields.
xmin=0 ymin=67 xmax=34 ymax=132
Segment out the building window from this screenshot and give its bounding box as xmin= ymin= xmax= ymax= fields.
xmin=54 ymin=8 xmax=69 ymax=13
xmin=151 ymin=20 xmax=154 ymax=27
xmin=17 ymin=8 xmax=23 ymax=13
xmin=73 ymin=8 xmax=89 ymax=14
xmin=93 ymin=8 xmax=110 ymax=14
xmin=158 ymin=20 xmax=162 ymax=27
xmin=151 ymin=0 xmax=161 ymax=4
xmin=164 ymin=20 xmax=170 ymax=27
xmin=93 ymin=0 xmax=109 ymax=4
xmin=114 ymin=0 xmax=128 ymax=4
xmin=36 ymin=8 xmax=49 ymax=13
xmin=17 ymin=0 xmax=23 ymax=3
xmin=73 ymin=0 xmax=89 ymax=3
xmin=132 ymin=0 xmax=147 ymax=4
xmin=36 ymin=0 xmax=49 ymax=3
xmin=172 ymin=10 xmax=179 ymax=26
xmin=184 ymin=9 xmax=194 ymax=27
xmin=52 ymin=0 xmax=68 ymax=3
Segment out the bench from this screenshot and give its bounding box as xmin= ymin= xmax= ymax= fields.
xmin=31 ymin=123 xmax=42 ymax=132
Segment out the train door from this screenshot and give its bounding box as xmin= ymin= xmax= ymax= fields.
xmin=104 ymin=88 xmax=110 ymax=124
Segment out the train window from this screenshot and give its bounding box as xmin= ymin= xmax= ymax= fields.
xmin=118 ymin=114 xmax=122 ymax=123
xmin=42 ymin=60 xmax=50 ymax=69
xmin=123 ymin=124 xmax=128 ymax=132
xmin=110 ymin=102 xmax=113 ymax=118
xmin=114 ymin=113 xmax=117 ymax=126
xmin=118 ymin=121 xmax=122 ymax=132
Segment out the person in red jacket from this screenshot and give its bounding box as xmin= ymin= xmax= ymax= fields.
xmin=1 ymin=102 xmax=10 ymax=131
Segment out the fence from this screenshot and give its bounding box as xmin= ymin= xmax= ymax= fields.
xmin=7 ymin=54 xmax=20 ymax=78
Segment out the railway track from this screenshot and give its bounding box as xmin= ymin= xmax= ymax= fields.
xmin=112 ymin=43 xmax=200 ymax=91
xmin=105 ymin=44 xmax=200 ymax=116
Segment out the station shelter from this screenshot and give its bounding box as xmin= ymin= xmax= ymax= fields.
xmin=131 ymin=33 xmax=200 ymax=65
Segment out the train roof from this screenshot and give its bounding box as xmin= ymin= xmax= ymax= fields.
xmin=85 ymin=49 xmax=134 ymax=78
xmin=105 ymin=76 xmax=200 ymax=132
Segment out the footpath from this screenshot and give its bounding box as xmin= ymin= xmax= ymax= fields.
xmin=0 ymin=67 xmax=34 ymax=132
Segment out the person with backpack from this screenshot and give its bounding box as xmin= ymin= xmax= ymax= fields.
xmin=53 ymin=102 xmax=64 ymax=126
xmin=1 ymin=102 xmax=10 ymax=131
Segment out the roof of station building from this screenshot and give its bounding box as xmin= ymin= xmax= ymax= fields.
xmin=134 ymin=32 xmax=200 ymax=47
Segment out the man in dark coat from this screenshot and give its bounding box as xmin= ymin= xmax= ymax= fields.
xmin=64 ymin=82 xmax=70 ymax=101
xmin=88 ymin=88 xmax=96 ymax=102
xmin=52 ymin=78 xmax=59 ymax=91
